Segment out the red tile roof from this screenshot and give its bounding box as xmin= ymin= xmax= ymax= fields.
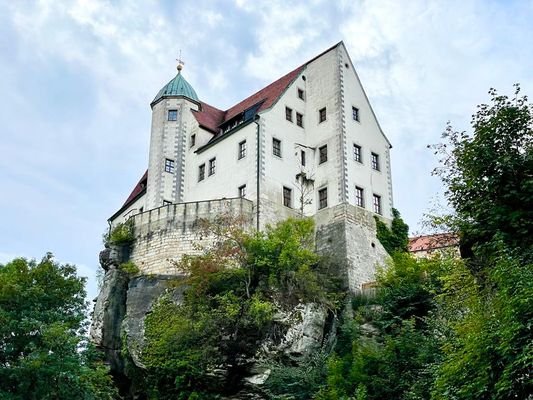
xmin=191 ymin=42 xmax=341 ymax=135
xmin=408 ymin=233 xmax=459 ymax=253
xmin=191 ymin=101 xmax=225 ymax=133
xmin=122 ymin=170 xmax=148 ymax=207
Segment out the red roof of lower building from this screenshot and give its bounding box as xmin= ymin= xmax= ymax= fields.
xmin=408 ymin=233 xmax=459 ymax=253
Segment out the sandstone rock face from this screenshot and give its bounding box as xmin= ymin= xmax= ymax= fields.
xmin=90 ymin=267 xmax=129 ymax=374
xmin=122 ymin=275 xmax=185 ymax=368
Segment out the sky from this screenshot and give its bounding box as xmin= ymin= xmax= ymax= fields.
xmin=1 ymin=0 xmax=532 ymax=302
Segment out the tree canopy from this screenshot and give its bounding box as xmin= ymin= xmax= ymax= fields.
xmin=0 ymin=254 xmax=116 ymax=400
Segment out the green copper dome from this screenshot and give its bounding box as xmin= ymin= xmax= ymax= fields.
xmin=152 ymin=71 xmax=199 ymax=105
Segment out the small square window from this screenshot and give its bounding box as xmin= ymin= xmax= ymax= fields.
xmin=355 ymin=186 xmax=364 ymax=208
xmin=373 ymin=194 xmax=382 ymax=214
xmin=319 ymin=107 xmax=327 ymax=123
xmin=352 ymin=106 xmax=360 ymax=122
xmin=208 ymin=158 xmax=216 ymax=176
xmin=239 ymin=184 xmax=246 ymax=198
xmin=285 ymin=107 xmax=293 ymax=122
xmin=319 ymin=145 xmax=328 ymax=164
xmin=301 ymin=150 xmax=306 ymax=166
xmin=273 ymin=138 xmax=282 ymax=158
xmin=163 ymin=200 xmax=172 ymax=206
xmin=198 ymin=164 xmax=205 ymax=181
xmin=371 ymin=153 xmax=380 ymax=171
xmin=164 ymin=158 xmax=175 ymax=173
xmin=190 ymin=134 xmax=196 ymax=148
xmin=296 ymin=112 xmax=304 ymax=127
xmin=354 ymin=144 xmax=362 ymax=163
xmin=238 ymin=140 xmax=247 ymax=159
xmin=318 ymin=188 xmax=328 ymax=209
xmin=168 ymin=110 xmax=178 ymax=121
xmin=298 ymin=88 xmax=305 ymax=100
xmin=283 ymin=186 xmax=292 ymax=208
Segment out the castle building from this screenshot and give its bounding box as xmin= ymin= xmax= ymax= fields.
xmin=107 ymin=41 xmax=393 ymax=291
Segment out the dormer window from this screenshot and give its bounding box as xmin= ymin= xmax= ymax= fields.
xmin=168 ymin=110 xmax=178 ymax=121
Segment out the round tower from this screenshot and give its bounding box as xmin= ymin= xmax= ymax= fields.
xmin=146 ymin=63 xmax=199 ymax=210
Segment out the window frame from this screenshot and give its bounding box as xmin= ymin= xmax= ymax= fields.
xmin=164 ymin=158 xmax=175 ymax=173
xmin=272 ymin=138 xmax=282 ymax=158
xmin=167 ymin=109 xmax=178 ymax=121
xmin=238 ymin=140 xmax=247 ymax=160
xmin=163 ymin=200 xmax=172 ymax=206
xmin=190 ymin=134 xmax=196 ymax=148
xmin=319 ymin=107 xmax=327 ymax=123
xmin=283 ymin=186 xmax=292 ymax=208
xmin=297 ymin=88 xmax=305 ymax=100
xmin=319 ymin=145 xmax=328 ymax=164
xmin=301 ymin=150 xmax=306 ymax=166
xmin=208 ymin=157 xmax=216 ymax=176
xmin=285 ymin=106 xmax=293 ymax=122
xmin=296 ymin=112 xmax=304 ymax=127
xmin=373 ymin=194 xmax=382 ymax=215
xmin=352 ymin=106 xmax=360 ymax=122
xmin=198 ymin=163 xmax=205 ymax=181
xmin=371 ymin=152 xmax=380 ymax=171
xmin=318 ymin=187 xmax=328 ymax=210
xmin=355 ymin=186 xmax=364 ymax=208
xmin=238 ymin=184 xmax=246 ymax=198
xmin=353 ymin=144 xmax=362 ymax=163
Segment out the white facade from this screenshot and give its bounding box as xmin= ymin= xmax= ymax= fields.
xmin=111 ymin=42 xmax=393 ymax=227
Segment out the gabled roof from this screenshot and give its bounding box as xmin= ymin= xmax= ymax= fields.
xmin=191 ymin=42 xmax=342 ymax=135
xmin=109 ymin=171 xmax=147 ymax=221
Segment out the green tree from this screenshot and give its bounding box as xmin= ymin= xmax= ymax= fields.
xmin=428 ymin=86 xmax=533 ymax=399
xmin=0 ymin=254 xmax=117 ymax=400
xmin=431 ymin=85 xmax=533 ymax=258
xmin=375 ymin=208 xmax=409 ymax=255
xmin=139 ymin=217 xmax=341 ymax=398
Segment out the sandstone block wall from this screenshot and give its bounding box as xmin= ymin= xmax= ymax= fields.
xmin=129 ymin=197 xmax=254 ymax=274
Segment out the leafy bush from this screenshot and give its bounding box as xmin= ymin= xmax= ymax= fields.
xmin=106 ymin=219 xmax=135 ymax=246
xmin=119 ymin=261 xmax=139 ymax=275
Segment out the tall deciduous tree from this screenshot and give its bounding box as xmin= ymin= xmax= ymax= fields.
xmin=0 ymin=254 xmax=116 ymax=400
xmin=431 ymin=85 xmax=533 ymax=258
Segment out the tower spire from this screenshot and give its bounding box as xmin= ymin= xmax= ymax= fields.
xmin=176 ymin=50 xmax=185 ymax=72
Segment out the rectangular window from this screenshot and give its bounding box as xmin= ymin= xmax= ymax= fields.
xmin=285 ymin=106 xmax=293 ymax=122
xmin=371 ymin=152 xmax=380 ymax=171
xmin=301 ymin=150 xmax=306 ymax=166
xmin=373 ymin=194 xmax=382 ymax=214
xmin=319 ymin=145 xmax=328 ymax=164
xmin=163 ymin=200 xmax=172 ymax=206
xmin=198 ymin=164 xmax=205 ymax=181
xmin=273 ymin=138 xmax=282 ymax=157
xmin=168 ymin=110 xmax=178 ymax=121
xmin=283 ymin=186 xmax=292 ymax=208
xmin=319 ymin=107 xmax=326 ymax=123
xmin=208 ymin=158 xmax=216 ymax=176
xmin=190 ymin=134 xmax=196 ymax=148
xmin=298 ymin=88 xmax=305 ymax=100
xmin=353 ymin=144 xmax=362 ymax=163
xmin=355 ymin=186 xmax=364 ymax=208
xmin=352 ymin=106 xmax=360 ymax=122
xmin=164 ymin=158 xmax=175 ymax=173
xmin=238 ymin=140 xmax=247 ymax=159
xmin=296 ymin=112 xmax=304 ymax=127
xmin=239 ymin=184 xmax=246 ymax=198
xmin=318 ymin=188 xmax=328 ymax=209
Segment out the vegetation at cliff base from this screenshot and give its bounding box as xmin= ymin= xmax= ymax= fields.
xmin=137 ymin=217 xmax=342 ymax=399
xmin=0 ymin=254 xmax=117 ymax=400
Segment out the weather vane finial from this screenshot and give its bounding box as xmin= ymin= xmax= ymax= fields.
xmin=176 ymin=50 xmax=185 ymax=72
